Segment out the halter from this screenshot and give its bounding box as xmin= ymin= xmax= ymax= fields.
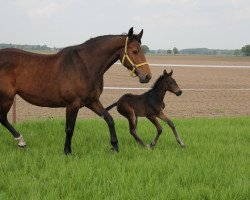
xmin=121 ymin=37 xmax=148 ymax=77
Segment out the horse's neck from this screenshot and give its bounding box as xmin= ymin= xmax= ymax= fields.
xmin=152 ymin=81 xmax=167 ymax=102
xmin=78 ymin=36 xmax=125 ymax=79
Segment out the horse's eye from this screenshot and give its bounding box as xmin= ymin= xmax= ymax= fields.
xmin=133 ymin=50 xmax=138 ymax=54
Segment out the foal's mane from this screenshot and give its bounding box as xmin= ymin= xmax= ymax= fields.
xmin=151 ymin=75 xmax=164 ymax=90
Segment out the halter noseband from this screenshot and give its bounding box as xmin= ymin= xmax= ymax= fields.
xmin=121 ymin=37 xmax=148 ymax=77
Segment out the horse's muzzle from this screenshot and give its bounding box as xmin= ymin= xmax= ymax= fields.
xmin=139 ymin=73 xmax=152 ymax=83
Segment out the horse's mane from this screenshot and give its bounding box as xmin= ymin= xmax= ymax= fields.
xmin=59 ymin=33 xmax=140 ymax=53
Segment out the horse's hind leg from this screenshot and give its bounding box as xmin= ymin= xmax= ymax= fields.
xmin=64 ymin=104 xmax=79 ymax=155
xmin=147 ymin=116 xmax=162 ymax=148
xmin=158 ymin=112 xmax=185 ymax=147
xmin=0 ymin=97 xmax=26 ymax=147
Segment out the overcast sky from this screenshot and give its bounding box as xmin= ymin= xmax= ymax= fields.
xmin=0 ymin=0 xmax=249 ymax=49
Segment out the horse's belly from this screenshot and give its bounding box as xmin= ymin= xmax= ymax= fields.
xmin=17 ymin=91 xmax=65 ymax=107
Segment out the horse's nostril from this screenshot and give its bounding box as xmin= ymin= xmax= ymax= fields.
xmin=145 ymin=74 xmax=152 ymax=81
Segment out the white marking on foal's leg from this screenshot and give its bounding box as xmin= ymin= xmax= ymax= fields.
xmin=177 ymin=138 xmax=185 ymax=148
xmin=15 ymin=135 xmax=27 ymax=147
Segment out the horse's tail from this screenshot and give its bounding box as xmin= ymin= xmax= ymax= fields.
xmin=105 ymin=102 xmax=117 ymax=111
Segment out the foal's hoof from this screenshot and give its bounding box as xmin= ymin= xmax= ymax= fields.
xmin=178 ymin=141 xmax=186 ymax=148
xmin=145 ymin=144 xmax=154 ymax=150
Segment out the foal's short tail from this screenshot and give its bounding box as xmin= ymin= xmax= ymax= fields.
xmin=105 ymin=102 xmax=117 ymax=111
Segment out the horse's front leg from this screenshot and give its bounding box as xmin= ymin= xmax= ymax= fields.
xmin=64 ymin=104 xmax=79 ymax=155
xmin=158 ymin=112 xmax=185 ymax=148
xmin=87 ymin=100 xmax=118 ymax=152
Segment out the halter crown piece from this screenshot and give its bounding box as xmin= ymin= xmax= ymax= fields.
xmin=121 ymin=37 xmax=148 ymax=77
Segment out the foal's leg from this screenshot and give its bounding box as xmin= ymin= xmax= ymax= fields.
xmin=127 ymin=113 xmax=147 ymax=147
xmin=87 ymin=100 xmax=118 ymax=152
xmin=0 ymin=96 xmax=26 ymax=147
xmin=147 ymin=116 xmax=162 ymax=148
xmin=158 ymin=112 xmax=185 ymax=147
xmin=135 ymin=117 xmax=138 ymax=129
xmin=64 ymin=105 xmax=79 ymax=155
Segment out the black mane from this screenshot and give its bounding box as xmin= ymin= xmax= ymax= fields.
xmin=152 ymin=75 xmax=164 ymax=90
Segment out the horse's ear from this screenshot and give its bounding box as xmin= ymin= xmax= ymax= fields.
xmin=128 ymin=27 xmax=134 ymax=39
xmin=169 ymin=69 xmax=173 ymax=76
xmin=137 ymin=29 xmax=143 ymax=41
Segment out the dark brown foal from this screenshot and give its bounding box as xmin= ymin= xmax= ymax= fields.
xmin=106 ymin=69 xmax=185 ymax=148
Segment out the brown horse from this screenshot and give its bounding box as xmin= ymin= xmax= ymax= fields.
xmin=0 ymin=27 xmax=152 ymax=154
xmin=106 ymin=70 xmax=185 ymax=148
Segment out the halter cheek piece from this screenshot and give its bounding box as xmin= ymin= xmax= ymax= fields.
xmin=121 ymin=37 xmax=148 ymax=77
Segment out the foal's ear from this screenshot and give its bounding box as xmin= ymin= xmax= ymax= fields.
xmin=169 ymin=69 xmax=173 ymax=76
xmin=163 ymin=69 xmax=173 ymax=76
xmin=163 ymin=69 xmax=167 ymax=76
xmin=128 ymin=27 xmax=134 ymax=39
xmin=137 ymin=29 xmax=143 ymax=41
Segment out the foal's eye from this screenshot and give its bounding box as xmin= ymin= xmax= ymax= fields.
xmin=132 ymin=50 xmax=138 ymax=54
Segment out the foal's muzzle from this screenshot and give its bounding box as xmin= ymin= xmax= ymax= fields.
xmin=176 ymin=90 xmax=183 ymax=96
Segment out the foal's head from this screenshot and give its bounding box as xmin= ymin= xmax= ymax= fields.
xmin=163 ymin=69 xmax=182 ymax=96
xmin=120 ymin=27 xmax=151 ymax=83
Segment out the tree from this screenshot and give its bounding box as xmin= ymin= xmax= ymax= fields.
xmin=233 ymin=49 xmax=241 ymax=56
xmin=173 ymin=47 xmax=179 ymax=55
xmin=141 ymin=45 xmax=150 ymax=54
xmin=241 ymin=45 xmax=250 ymax=56
xmin=167 ymin=49 xmax=172 ymax=54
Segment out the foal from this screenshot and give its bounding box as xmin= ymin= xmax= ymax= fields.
xmin=106 ymin=69 xmax=185 ymax=148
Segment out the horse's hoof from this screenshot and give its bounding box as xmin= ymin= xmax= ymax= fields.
xmin=18 ymin=143 xmax=27 ymax=148
xmin=111 ymin=143 xmax=119 ymax=152
xmin=15 ymin=135 xmax=27 ymax=148
xmin=111 ymin=147 xmax=119 ymax=153
xmin=64 ymin=149 xmax=72 ymax=155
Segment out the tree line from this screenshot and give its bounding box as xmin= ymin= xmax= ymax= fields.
xmin=0 ymin=43 xmax=60 ymax=52
xmin=1 ymin=43 xmax=249 ymax=56
xmin=142 ymin=44 xmax=250 ymax=56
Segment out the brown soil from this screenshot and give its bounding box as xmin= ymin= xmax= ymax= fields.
xmin=9 ymin=55 xmax=250 ymax=122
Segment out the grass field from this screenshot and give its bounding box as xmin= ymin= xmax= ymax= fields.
xmin=0 ymin=117 xmax=249 ymax=199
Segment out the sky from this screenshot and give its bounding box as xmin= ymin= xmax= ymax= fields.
xmin=0 ymin=0 xmax=249 ymax=50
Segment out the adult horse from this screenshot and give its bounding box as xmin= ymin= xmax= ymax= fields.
xmin=0 ymin=27 xmax=152 ymax=154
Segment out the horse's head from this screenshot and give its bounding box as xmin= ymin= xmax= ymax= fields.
xmin=120 ymin=27 xmax=151 ymax=83
xmin=163 ymin=69 xmax=182 ymax=96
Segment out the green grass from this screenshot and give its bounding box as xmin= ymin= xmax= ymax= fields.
xmin=0 ymin=117 xmax=249 ymax=199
